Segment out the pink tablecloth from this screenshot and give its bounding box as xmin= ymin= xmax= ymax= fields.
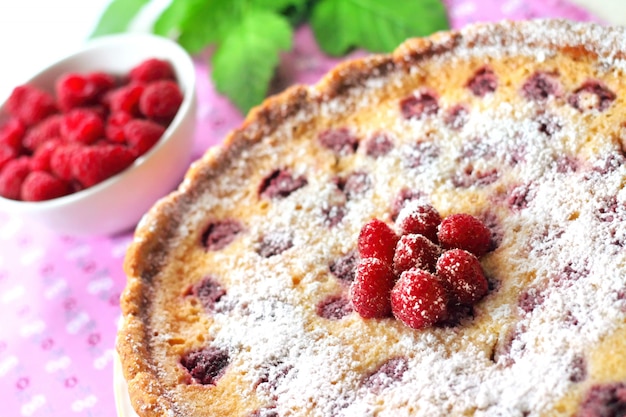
xmin=0 ymin=1 xmax=597 ymax=416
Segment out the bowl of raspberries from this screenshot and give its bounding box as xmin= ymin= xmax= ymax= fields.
xmin=0 ymin=32 xmax=197 ymax=236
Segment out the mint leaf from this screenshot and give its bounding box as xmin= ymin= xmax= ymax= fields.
xmin=253 ymin=0 xmax=314 ymax=27
xmin=154 ymin=0 xmax=306 ymax=50
xmin=90 ymin=0 xmax=151 ymax=38
xmin=152 ymin=0 xmax=197 ymax=38
xmin=212 ymin=10 xmax=292 ymax=114
xmin=310 ymin=0 xmax=449 ymax=56
xmin=155 ymin=0 xmax=242 ymax=54
xmin=249 ymin=0 xmax=307 ymax=13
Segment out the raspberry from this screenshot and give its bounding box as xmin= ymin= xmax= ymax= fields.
xmin=105 ymin=111 xmax=132 ymax=143
xmin=329 ymin=250 xmax=358 ymax=282
xmin=124 ymin=119 xmax=165 ymax=156
xmin=466 ymin=67 xmax=498 ymax=97
xmin=364 ymin=357 xmax=409 ymax=394
xmin=70 ymin=144 xmax=136 ymax=187
xmin=336 ymin=171 xmax=370 ymax=200
xmin=256 ymin=232 xmax=293 ymax=258
xmin=6 ymin=85 xmax=57 ymax=126
xmin=0 ymin=118 xmax=26 ymax=152
xmin=358 ymin=218 xmax=399 ymax=266
xmin=568 ymin=80 xmax=616 ymax=113
xmin=139 ymin=80 xmax=183 ymax=123
xmin=518 ymin=285 xmax=545 ymax=314
xmin=56 ymin=73 xmax=94 ymax=111
xmin=391 ymin=268 xmax=449 ymax=329
xmin=323 ymin=203 xmax=346 ymax=227
xmin=180 ymin=347 xmax=230 ymax=385
xmin=254 ymin=360 xmax=291 ymax=391
xmin=350 ymin=257 xmax=396 ymax=318
xmin=507 ymin=184 xmax=533 ymax=211
xmin=400 ymin=91 xmax=439 ymax=119
xmin=393 ymin=234 xmax=441 ymax=275
xmin=443 ymin=105 xmax=468 ymax=130
xmin=202 ymin=219 xmax=244 ymax=251
xmin=106 ymin=84 xmax=145 ymax=115
xmin=316 ymin=295 xmax=353 ymax=320
xmin=129 ymin=58 xmax=175 ymax=83
xmin=318 ymin=128 xmax=359 ymax=155
xmin=50 ymin=143 xmax=83 ymax=181
xmin=60 ymin=108 xmax=104 ymax=144
xmin=56 ymin=72 xmax=114 ymax=111
xmin=22 ymin=115 xmax=63 ymax=151
xmin=364 ymin=132 xmax=394 ymax=158
xmin=0 ymin=157 xmax=31 ymax=200
xmin=577 ymin=383 xmax=626 ymax=417
xmin=437 ymin=213 xmax=492 ymax=257
xmin=0 ymin=144 xmax=18 ymax=172
xmin=569 ymin=355 xmax=587 ymax=383
xmin=436 ymin=249 xmax=488 ymax=305
xmin=190 ymin=276 xmax=226 ymax=312
xmin=79 ymin=105 xmax=109 ymax=121
xmin=395 ymin=201 xmax=441 ymax=243
xmin=31 ymin=138 xmax=63 ymax=172
xmin=390 ymin=188 xmax=426 ymax=221
xmin=522 ymin=71 xmax=560 ymax=101
xmin=21 ymin=171 xmax=70 ymax=201
xmin=259 ymin=169 xmax=307 ymax=199
xmin=87 ymin=72 xmax=116 ymax=99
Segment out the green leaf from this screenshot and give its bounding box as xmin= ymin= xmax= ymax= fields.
xmin=212 ymin=10 xmax=293 ymax=114
xmin=90 ymin=0 xmax=152 ymax=38
xmin=152 ymin=0 xmax=197 ymax=38
xmin=249 ymin=0 xmax=304 ymax=11
xmin=310 ymin=0 xmax=449 ymax=56
xmin=155 ymin=0 xmax=242 ymax=54
xmin=249 ymin=0 xmax=307 ymax=14
xmin=271 ymin=0 xmax=317 ymax=27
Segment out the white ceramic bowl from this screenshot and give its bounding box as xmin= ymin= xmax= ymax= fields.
xmin=0 ymin=33 xmax=197 ymax=237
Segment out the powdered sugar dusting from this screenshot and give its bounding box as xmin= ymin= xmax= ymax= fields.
xmin=128 ymin=20 xmax=626 ymax=417
xmin=184 ymin=95 xmax=625 ymax=414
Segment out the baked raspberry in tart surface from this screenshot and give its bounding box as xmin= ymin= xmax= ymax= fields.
xmin=118 ymin=20 xmax=626 ymax=417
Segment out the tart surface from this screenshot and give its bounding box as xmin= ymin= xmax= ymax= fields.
xmin=118 ymin=19 xmax=626 ymax=417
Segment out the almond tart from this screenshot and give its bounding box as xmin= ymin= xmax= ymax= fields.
xmin=118 ymin=19 xmax=626 ymax=417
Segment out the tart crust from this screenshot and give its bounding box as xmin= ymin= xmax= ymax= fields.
xmin=118 ymin=19 xmax=626 ymax=417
